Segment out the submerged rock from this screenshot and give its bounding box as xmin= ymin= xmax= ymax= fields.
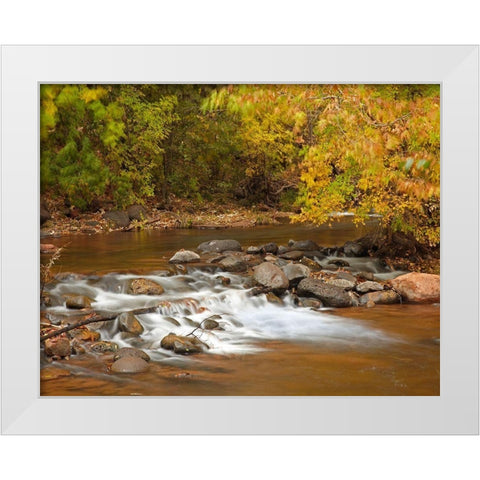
xmin=127 ymin=278 xmax=164 ymax=295
xmin=65 ymin=295 xmax=92 ymax=309
xmin=40 ymin=243 xmax=57 ymax=254
xmin=114 ymin=347 xmax=151 ymax=362
xmin=297 ymin=278 xmax=353 ymax=308
xmin=202 ymin=318 xmax=221 ymax=330
xmin=117 ymin=312 xmax=144 ymax=336
xmin=197 ymin=239 xmax=242 ymax=253
xmin=389 ymin=272 xmax=440 ymax=303
xmin=253 ymin=262 xmax=289 ymax=293
xmin=169 ymin=250 xmax=201 ymax=263
xmin=111 ymin=356 xmax=149 ymax=374
xmin=90 ymin=341 xmax=119 ymax=353
xmin=359 ymin=290 xmax=401 ymax=306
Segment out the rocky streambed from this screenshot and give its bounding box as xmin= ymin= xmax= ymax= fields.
xmin=40 ymin=236 xmax=440 ymax=395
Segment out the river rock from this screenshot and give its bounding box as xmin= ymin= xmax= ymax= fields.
xmin=197 ymin=239 xmax=242 ymax=253
xmin=44 ymin=337 xmax=71 ymax=358
xmin=65 ymin=295 xmax=92 ymax=309
xmin=117 ymin=312 xmax=144 ymax=336
xmin=281 ymin=263 xmax=311 ymax=287
xmin=265 ymin=292 xmax=284 ymax=305
xmin=326 ymin=278 xmax=355 ymax=290
xmin=297 ymin=278 xmax=353 ymax=307
xmin=219 ymin=255 xmax=248 ymax=272
xmin=253 ymin=262 xmax=289 ymax=293
xmin=90 ymin=341 xmax=119 ymax=353
xmin=356 ymin=281 xmax=384 ymax=294
xmin=160 ymin=334 xmax=205 ymax=354
xmin=202 ymin=318 xmax=221 ymax=330
xmin=357 ymin=272 xmax=376 ymax=281
xmin=279 ymin=250 xmax=304 ymax=261
xmin=111 ymin=356 xmax=149 ymax=374
xmin=300 ymin=297 xmax=324 ymax=309
xmin=169 ymin=249 xmax=201 ymax=263
xmin=335 ymin=271 xmax=357 ymax=283
xmin=300 ymin=257 xmax=322 ymax=271
xmin=327 ymin=259 xmax=350 ymax=268
xmin=260 ymin=242 xmax=279 ymax=254
xmin=128 ymin=278 xmax=164 ymax=295
xmin=127 ymin=204 xmax=147 ymax=221
xmin=302 ymin=251 xmax=327 ymax=261
xmin=104 ymin=210 xmax=130 ymax=228
xmin=389 ymin=272 xmax=440 ymax=303
xmin=359 ymin=290 xmax=401 ymax=305
xmin=343 ymin=241 xmax=367 ymax=257
xmin=288 ymin=239 xmax=320 ymax=251
xmin=246 ymin=246 xmax=262 ymax=254
xmin=114 ymin=347 xmax=151 ymax=362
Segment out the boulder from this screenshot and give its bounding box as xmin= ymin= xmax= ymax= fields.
xmin=219 ymin=255 xmax=248 ymax=272
xmin=281 ymin=263 xmax=311 ymax=287
xmin=297 ymin=278 xmax=353 ymax=307
xmin=104 ymin=210 xmax=130 ymax=228
xmin=326 ymin=278 xmax=356 ymax=290
xmin=111 ymin=356 xmax=149 ymax=374
xmin=343 ymin=241 xmax=367 ymax=257
xmin=253 ymin=262 xmax=289 ymax=293
xmin=197 ymin=239 xmax=242 ymax=253
xmin=359 ymin=290 xmax=401 ymax=305
xmin=127 ymin=278 xmax=164 ymax=295
xmin=117 ymin=312 xmax=144 ymax=336
xmin=260 ymin=242 xmax=279 ymax=254
xmin=335 ymin=271 xmax=357 ymax=283
xmin=65 ymin=295 xmax=92 ymax=309
xmin=287 ymin=239 xmax=320 ymax=251
xmin=160 ymin=334 xmax=205 ymax=355
xmin=44 ymin=337 xmax=71 ymax=358
xmin=127 ymin=205 xmax=147 ymax=221
xmin=356 ymin=281 xmax=384 ymax=294
xmin=279 ymin=250 xmax=304 ymax=261
xmin=302 ymin=251 xmax=327 ymax=261
xmin=169 ymin=250 xmax=201 ymax=263
xmin=389 ymin=272 xmax=440 ymax=303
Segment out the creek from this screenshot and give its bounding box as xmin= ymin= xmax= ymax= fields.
xmin=40 ymin=219 xmax=440 ymax=396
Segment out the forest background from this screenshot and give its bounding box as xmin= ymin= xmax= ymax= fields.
xmin=40 ymin=84 xmax=440 ymax=247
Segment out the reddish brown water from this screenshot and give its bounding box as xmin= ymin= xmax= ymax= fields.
xmin=40 ymin=222 xmax=439 ymax=396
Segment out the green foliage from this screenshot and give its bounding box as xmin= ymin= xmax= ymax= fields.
xmin=40 ymin=84 xmax=440 ymax=246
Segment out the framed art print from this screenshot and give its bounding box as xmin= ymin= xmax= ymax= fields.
xmin=1 ymin=45 xmax=478 ymax=434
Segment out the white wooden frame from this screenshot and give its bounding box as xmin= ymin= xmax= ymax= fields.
xmin=1 ymin=45 xmax=478 ymax=434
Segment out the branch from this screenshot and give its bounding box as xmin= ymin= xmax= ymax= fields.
xmin=40 ymin=305 xmax=160 ymax=342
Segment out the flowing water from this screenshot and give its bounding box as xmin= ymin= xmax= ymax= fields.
xmin=40 ymin=219 xmax=440 ymax=396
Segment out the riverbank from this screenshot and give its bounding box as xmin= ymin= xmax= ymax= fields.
xmin=41 ymin=196 xmax=289 ymax=237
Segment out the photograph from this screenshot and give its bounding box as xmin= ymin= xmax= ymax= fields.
xmin=39 ymin=83 xmax=441 ymax=396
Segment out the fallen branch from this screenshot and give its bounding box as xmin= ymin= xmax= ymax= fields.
xmin=40 ymin=305 xmax=160 ymax=342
